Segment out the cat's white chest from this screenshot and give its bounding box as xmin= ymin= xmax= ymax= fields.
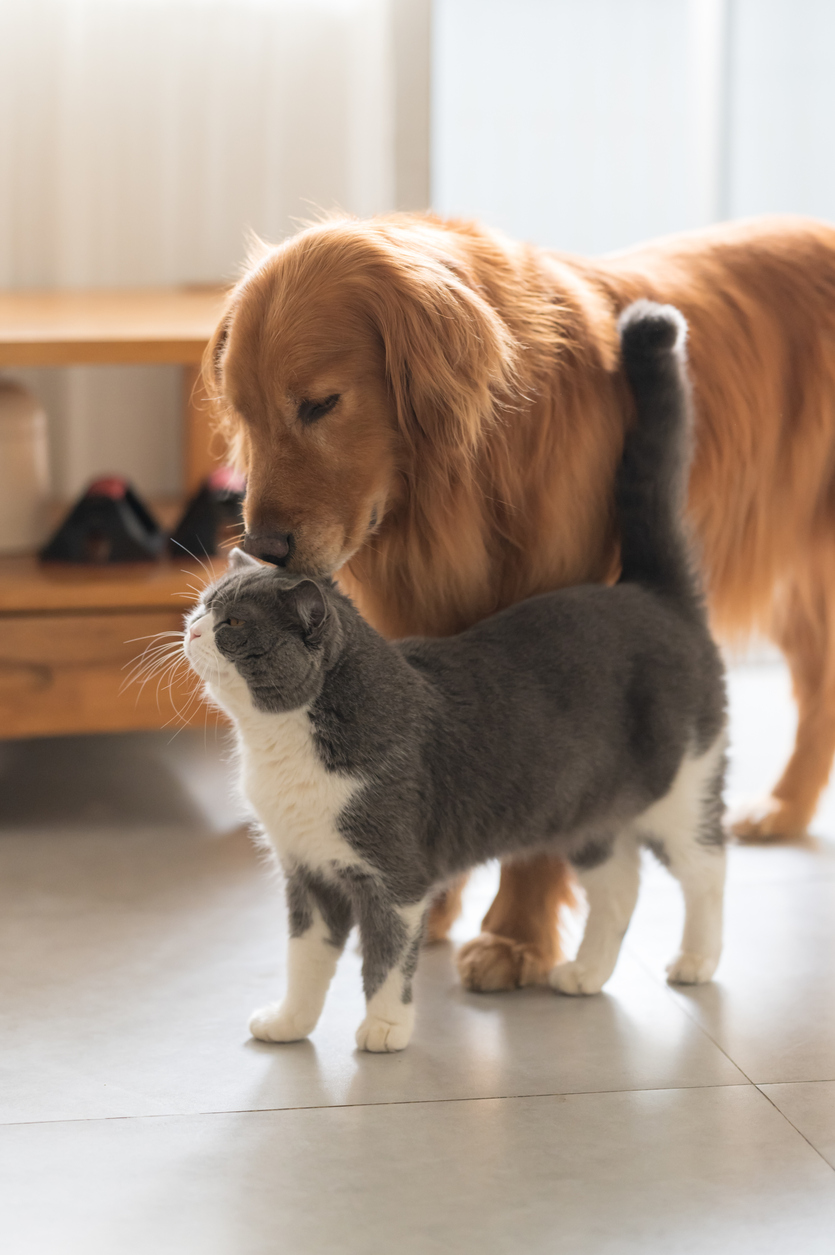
xmin=236 ymin=706 xmax=366 ymax=874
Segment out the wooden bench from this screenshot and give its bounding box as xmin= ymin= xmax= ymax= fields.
xmin=0 ymin=287 xmax=230 ymax=738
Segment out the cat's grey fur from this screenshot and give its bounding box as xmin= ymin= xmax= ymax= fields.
xmin=184 ymin=300 xmax=727 ymax=1052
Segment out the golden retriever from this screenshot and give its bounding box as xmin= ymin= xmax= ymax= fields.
xmin=205 ymin=211 xmax=835 ymax=991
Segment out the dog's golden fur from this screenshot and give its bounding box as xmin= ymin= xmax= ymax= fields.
xmin=206 ymin=211 xmax=835 ymax=990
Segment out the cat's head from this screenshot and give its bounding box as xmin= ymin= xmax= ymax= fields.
xmin=183 ymin=548 xmax=344 ymax=716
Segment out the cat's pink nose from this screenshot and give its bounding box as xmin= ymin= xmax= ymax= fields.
xmin=189 ymin=627 xmax=201 ymax=641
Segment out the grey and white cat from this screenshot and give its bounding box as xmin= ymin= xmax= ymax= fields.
xmin=183 ymin=301 xmax=727 ymax=1053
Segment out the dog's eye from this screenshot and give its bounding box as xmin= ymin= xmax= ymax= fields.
xmin=298 ymin=394 xmax=340 ymax=425
xmin=223 ymin=617 xmax=246 ymax=628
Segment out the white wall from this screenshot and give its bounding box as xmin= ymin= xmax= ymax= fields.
xmin=433 ymin=0 xmax=730 ymax=254
xmin=433 ymin=0 xmax=835 ymax=255
xmin=728 ymin=0 xmax=835 ymax=220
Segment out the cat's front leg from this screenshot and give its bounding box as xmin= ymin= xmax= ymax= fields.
xmin=355 ymin=897 xmax=429 ymax=1053
xmin=249 ymin=868 xmax=353 ymax=1043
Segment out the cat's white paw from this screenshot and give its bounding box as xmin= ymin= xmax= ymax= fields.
xmin=666 ymin=952 xmax=719 ymax=985
xmin=355 ymin=1013 xmax=413 ymax=1053
xmin=549 ymin=959 xmax=608 ymax=996
xmin=248 ymin=1001 xmax=317 ymax=1043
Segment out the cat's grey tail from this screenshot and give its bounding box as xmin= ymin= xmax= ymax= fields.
xmin=616 ymin=300 xmax=700 ymax=610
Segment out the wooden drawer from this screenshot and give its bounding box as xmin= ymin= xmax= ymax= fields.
xmin=0 ymin=610 xmax=219 ymax=738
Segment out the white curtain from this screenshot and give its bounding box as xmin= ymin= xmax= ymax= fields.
xmin=0 ymin=0 xmax=397 ymax=497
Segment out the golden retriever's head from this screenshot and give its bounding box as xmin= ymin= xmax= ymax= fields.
xmin=205 ymin=217 xmax=517 ymax=575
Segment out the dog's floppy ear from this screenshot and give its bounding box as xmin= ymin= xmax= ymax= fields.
xmin=365 ymin=236 xmax=518 ymax=459
xmin=201 ymin=300 xmax=250 ymax=473
xmin=203 ymin=307 xmax=232 ymax=397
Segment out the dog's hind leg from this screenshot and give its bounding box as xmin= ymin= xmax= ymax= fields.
xmin=734 ymin=541 xmax=835 ymax=842
xmin=456 ymin=854 xmax=576 ymax=991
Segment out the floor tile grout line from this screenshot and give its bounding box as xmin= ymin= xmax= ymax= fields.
xmin=758 ymin=1077 xmax=835 ymax=1086
xmin=625 ymin=942 xmax=750 ymax=1070
xmin=0 ymin=1081 xmax=758 ymax=1129
xmin=629 ymin=927 xmax=835 ymax=1085
xmin=625 ymin=946 xmax=835 ymax=1176
xmin=754 ymin=1085 xmax=835 ymax=1174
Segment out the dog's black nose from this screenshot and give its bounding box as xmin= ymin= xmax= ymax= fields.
xmin=242 ymin=532 xmax=293 ymax=567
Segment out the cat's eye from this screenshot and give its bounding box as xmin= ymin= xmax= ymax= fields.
xmin=297 ymin=394 xmax=340 ymax=425
xmin=224 ymin=617 xmax=246 ymax=627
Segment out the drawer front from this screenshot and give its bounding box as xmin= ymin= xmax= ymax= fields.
xmin=0 ymin=610 xmax=220 ymax=738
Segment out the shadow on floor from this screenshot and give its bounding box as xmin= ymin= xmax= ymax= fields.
xmin=0 ymin=730 xmax=237 ymax=831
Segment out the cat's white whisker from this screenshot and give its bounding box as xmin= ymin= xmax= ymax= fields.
xmin=120 ymin=642 xmax=185 ymax=697
xmin=123 ymin=639 xmax=182 ymax=671
xmin=160 ymin=675 xmax=204 ymax=732
xmin=170 ymin=539 xmax=214 ymax=585
xmin=123 ymin=641 xmax=181 ymax=674
xmin=148 ymin=656 xmax=190 ymax=713
xmin=170 ymin=585 xmax=206 ymax=601
xmin=123 ymin=630 xmax=183 ymax=645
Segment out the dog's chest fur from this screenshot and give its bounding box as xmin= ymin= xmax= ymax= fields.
xmin=236 ymin=707 xmax=366 ymax=875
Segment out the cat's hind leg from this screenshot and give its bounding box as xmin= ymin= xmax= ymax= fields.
xmin=660 ymin=824 xmax=725 ymax=985
xmin=249 ymin=869 xmax=353 ymax=1043
xmin=663 ymin=840 xmax=725 ymax=986
xmin=355 ymin=897 xmax=430 ymax=1053
xmin=549 ymin=835 xmax=641 ymax=996
xmin=641 ymin=738 xmax=727 ymax=985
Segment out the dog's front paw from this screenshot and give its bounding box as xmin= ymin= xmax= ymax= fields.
xmin=248 ymin=1001 xmax=317 ymax=1043
xmin=457 ymin=933 xmax=553 ymax=992
xmin=355 ymin=1013 xmax=413 ymax=1053
xmin=666 ymin=951 xmax=719 ymax=985
xmin=548 ymin=959 xmax=607 ymax=996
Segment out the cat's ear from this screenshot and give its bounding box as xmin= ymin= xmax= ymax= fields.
xmin=291 ymin=579 xmax=328 ymax=639
xmin=227 ymin=547 xmax=261 ymax=572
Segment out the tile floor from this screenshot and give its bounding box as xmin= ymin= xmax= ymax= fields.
xmin=2 ymin=659 xmax=835 ymax=1253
